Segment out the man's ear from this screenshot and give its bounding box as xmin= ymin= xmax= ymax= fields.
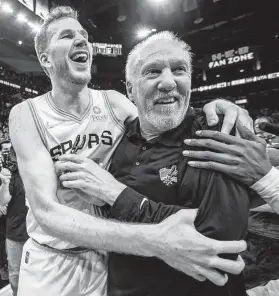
xmin=126 ymin=81 xmax=135 ymax=103
xmin=40 ymin=53 xmax=51 ymax=71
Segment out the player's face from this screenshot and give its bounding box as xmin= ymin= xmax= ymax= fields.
xmin=46 ymin=18 xmax=93 ymax=86
xmin=130 ymin=40 xmax=191 ymax=133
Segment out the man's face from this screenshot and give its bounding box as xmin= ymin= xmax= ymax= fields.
xmin=1 ymin=143 xmax=11 ymax=156
xmin=45 ymin=18 xmax=93 ymax=86
xmin=129 ymin=40 xmax=191 ymax=133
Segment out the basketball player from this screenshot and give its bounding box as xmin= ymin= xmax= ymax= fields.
xmin=9 ymin=6 xmax=251 ymax=296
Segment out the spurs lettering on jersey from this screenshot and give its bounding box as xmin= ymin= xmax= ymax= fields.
xmin=50 ymin=131 xmax=113 ymax=161
xmin=26 ymin=89 xmax=125 ymax=250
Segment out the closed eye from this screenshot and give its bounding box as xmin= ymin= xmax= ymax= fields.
xmin=173 ymin=66 xmax=187 ymax=72
xmin=61 ymin=34 xmax=72 ymax=39
xmin=146 ymin=69 xmax=161 ymax=75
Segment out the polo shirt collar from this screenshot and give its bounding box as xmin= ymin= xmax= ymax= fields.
xmin=126 ymin=107 xmax=196 ymax=147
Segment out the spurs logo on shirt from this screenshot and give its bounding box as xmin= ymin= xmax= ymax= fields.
xmin=26 ymin=89 xmax=125 ymax=250
xmin=159 ymin=165 xmax=178 ymax=187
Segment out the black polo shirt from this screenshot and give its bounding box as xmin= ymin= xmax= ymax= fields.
xmin=108 ymin=108 xmax=250 ymax=296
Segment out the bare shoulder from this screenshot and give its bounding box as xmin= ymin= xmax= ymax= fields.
xmin=9 ymin=101 xmax=31 ymax=134
xmin=9 ymin=99 xmax=43 ymax=159
xmin=105 ymin=90 xmax=138 ymax=125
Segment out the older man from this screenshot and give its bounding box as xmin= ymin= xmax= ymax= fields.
xmin=58 ymin=31 xmax=250 ymax=296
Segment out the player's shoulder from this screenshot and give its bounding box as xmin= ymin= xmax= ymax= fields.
xmin=104 ymin=89 xmax=138 ymax=125
xmin=9 ymin=100 xmax=28 ymax=120
xmin=105 ymin=89 xmax=131 ymax=106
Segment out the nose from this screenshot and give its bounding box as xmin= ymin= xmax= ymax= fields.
xmin=158 ymin=69 xmax=176 ymax=92
xmin=75 ymin=34 xmax=88 ymax=48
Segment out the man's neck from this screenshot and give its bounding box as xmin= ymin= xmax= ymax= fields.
xmin=51 ymin=82 xmax=90 ymax=117
xmin=140 ymin=123 xmax=162 ymax=142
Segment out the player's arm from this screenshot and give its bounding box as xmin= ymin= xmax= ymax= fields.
xmin=9 ymin=101 xmax=163 ymax=255
xmin=106 ymin=90 xmax=138 ymax=126
xmin=0 ymin=169 xmax=12 ymax=206
xmin=0 ymin=184 xmax=11 ymax=206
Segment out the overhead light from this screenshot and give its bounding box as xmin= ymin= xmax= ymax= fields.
xmin=137 ymin=28 xmax=151 ymax=39
xmin=117 ymin=15 xmax=126 ymax=22
xmin=151 ymin=28 xmax=157 ymax=32
xmin=17 ymin=13 xmax=28 ymax=23
xmin=32 ymin=25 xmax=41 ymax=32
xmin=28 ymin=22 xmax=41 ymax=32
xmin=235 ymin=99 xmax=247 ymax=105
xmin=216 ymin=74 xmax=220 ymax=77
xmin=2 ymin=3 xmax=13 ymax=13
xmin=240 ymin=69 xmax=244 ymax=72
xmin=18 ymin=41 xmax=22 ymax=45
xmin=194 ymin=17 xmax=204 ymax=25
xmin=150 ymin=0 xmax=166 ymax=3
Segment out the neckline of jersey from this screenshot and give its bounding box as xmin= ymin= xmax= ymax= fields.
xmin=46 ymin=90 xmax=93 ymax=123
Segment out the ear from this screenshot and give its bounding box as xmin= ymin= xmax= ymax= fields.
xmin=126 ymin=81 xmax=135 ymax=103
xmin=39 ymin=53 xmax=51 ymax=71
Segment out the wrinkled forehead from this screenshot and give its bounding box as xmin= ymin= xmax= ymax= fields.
xmin=137 ymin=39 xmax=189 ymax=68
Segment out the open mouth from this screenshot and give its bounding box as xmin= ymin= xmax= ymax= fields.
xmin=155 ymin=97 xmax=178 ymax=105
xmin=70 ymin=52 xmax=89 ymax=63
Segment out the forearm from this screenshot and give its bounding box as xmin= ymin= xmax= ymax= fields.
xmin=250 ymin=166 xmax=279 ymax=214
xmin=0 ymin=184 xmax=11 ymax=206
xmin=36 ymin=196 xmax=159 ymax=257
xmin=110 ymin=186 xmax=183 ymax=223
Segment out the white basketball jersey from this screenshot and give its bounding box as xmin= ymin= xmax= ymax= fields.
xmin=26 ymin=89 xmax=125 ymax=249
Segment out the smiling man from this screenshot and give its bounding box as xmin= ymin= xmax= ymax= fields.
xmin=9 ymin=6 xmax=252 ymax=296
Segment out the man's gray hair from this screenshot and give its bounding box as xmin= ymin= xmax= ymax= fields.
xmin=34 ymin=6 xmax=78 ymax=60
xmin=125 ymin=31 xmax=193 ymax=82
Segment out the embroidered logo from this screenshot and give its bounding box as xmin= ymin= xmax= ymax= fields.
xmin=93 ymin=106 xmax=102 ymax=114
xmin=159 ymin=165 xmax=178 ymax=187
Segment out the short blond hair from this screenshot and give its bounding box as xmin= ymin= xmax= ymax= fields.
xmin=125 ymin=31 xmax=193 ymax=82
xmin=34 ymin=6 xmax=78 ymax=60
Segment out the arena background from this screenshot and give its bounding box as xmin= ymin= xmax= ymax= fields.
xmin=1 ymin=0 xmax=279 ymax=295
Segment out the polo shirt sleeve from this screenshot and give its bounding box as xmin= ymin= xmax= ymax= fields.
xmin=110 ymin=186 xmax=184 ymax=223
xmin=182 ymin=113 xmax=250 ymax=242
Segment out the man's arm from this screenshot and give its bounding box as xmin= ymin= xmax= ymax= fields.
xmin=0 ymin=185 xmax=11 ymax=207
xmin=109 ymin=187 xmax=183 ymax=222
xmin=0 ymin=169 xmax=11 ymax=207
xmin=202 ymin=99 xmax=253 ymax=134
xmin=250 ymin=167 xmax=279 ymax=214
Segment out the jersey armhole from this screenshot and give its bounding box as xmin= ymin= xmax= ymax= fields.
xmin=101 ymin=91 xmax=125 ymax=133
xmin=26 ymin=99 xmax=48 ymax=148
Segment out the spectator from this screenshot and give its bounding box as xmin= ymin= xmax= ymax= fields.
xmin=0 ymin=203 xmax=8 ymax=281
xmin=0 ymin=146 xmax=28 ymax=295
xmin=0 ymin=140 xmax=12 ymax=171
